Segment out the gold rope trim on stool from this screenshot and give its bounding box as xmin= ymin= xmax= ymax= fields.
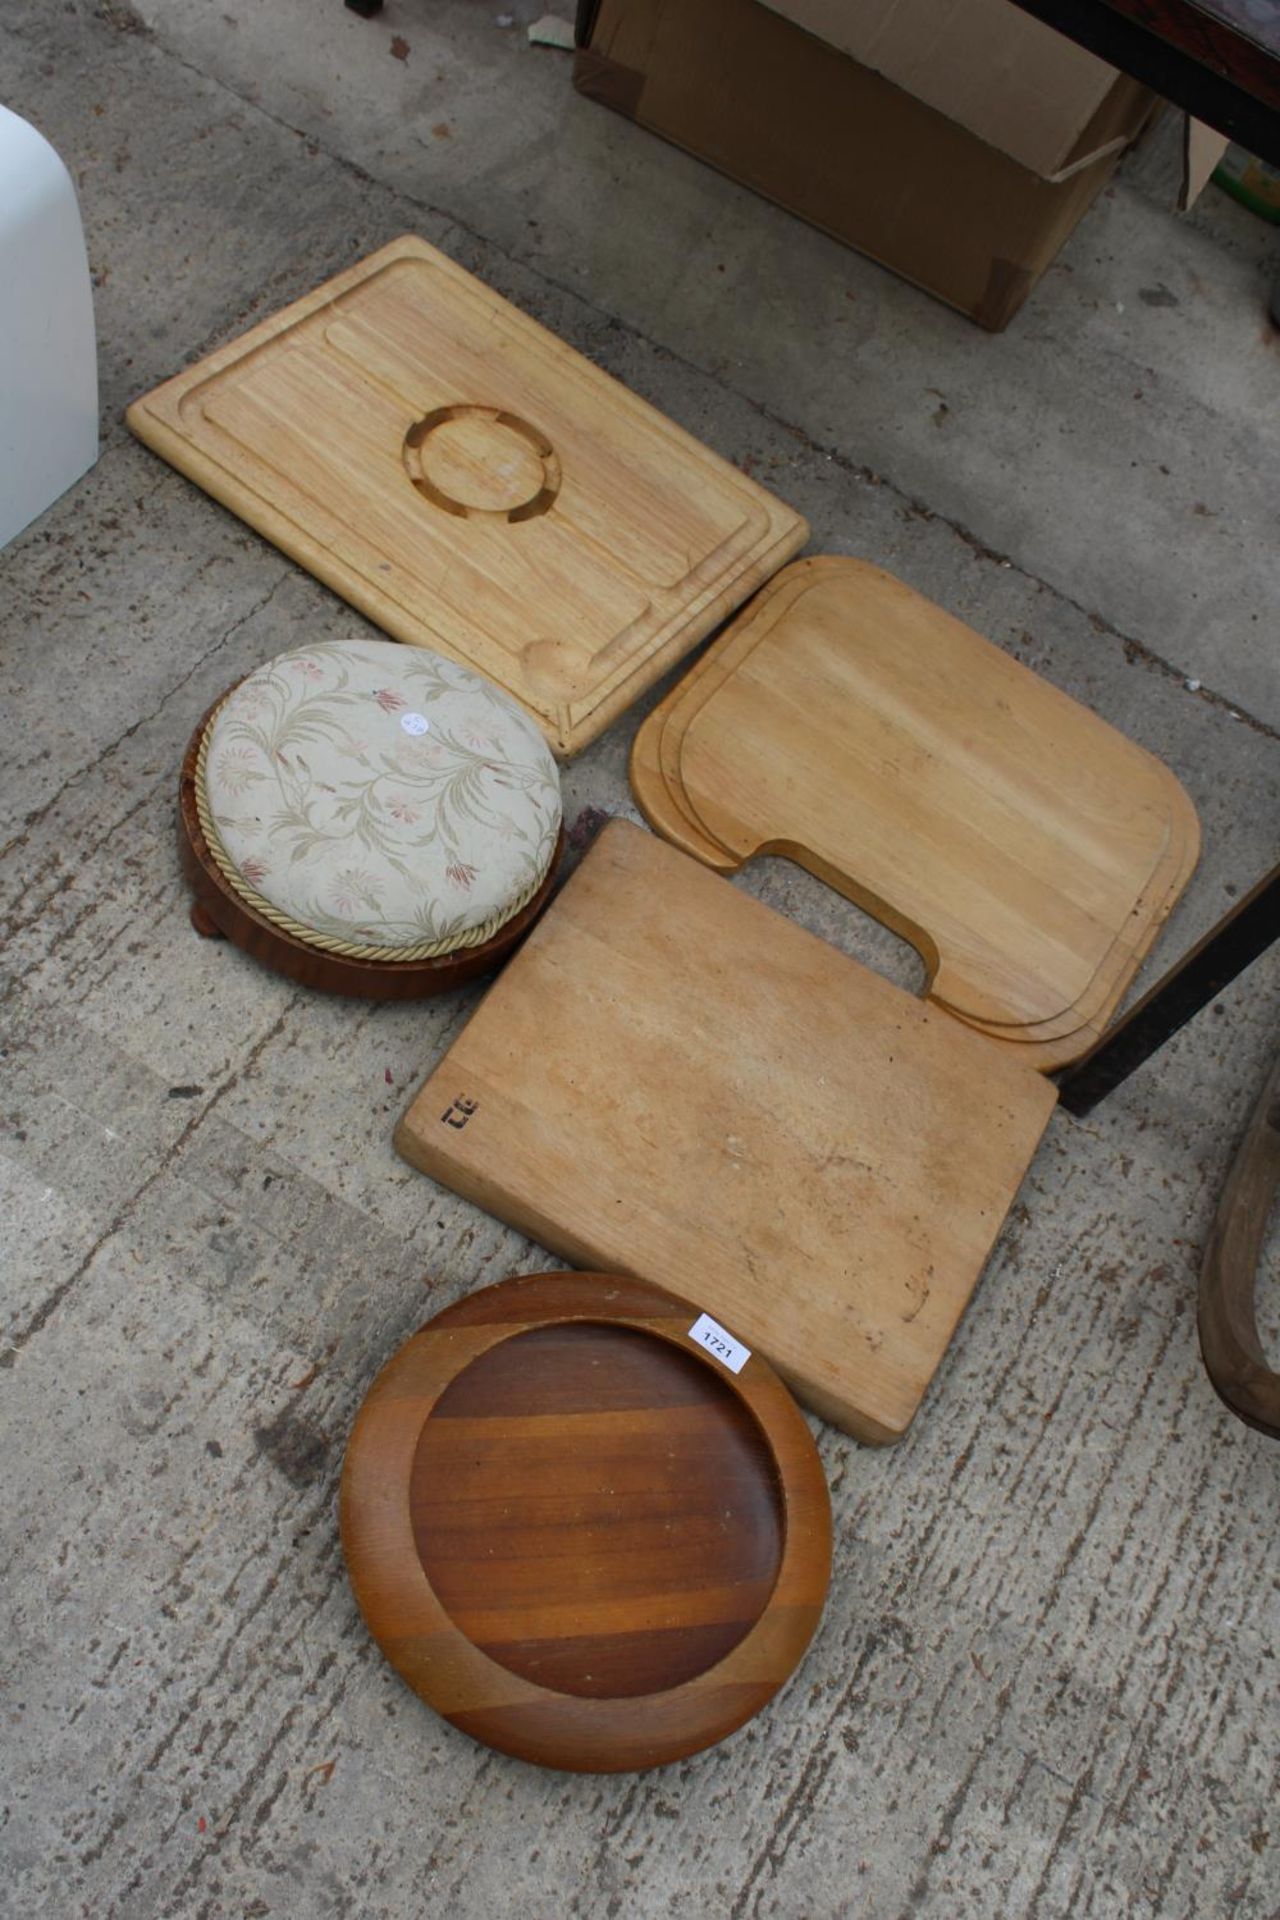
xmin=193 ymin=710 xmax=554 ymax=963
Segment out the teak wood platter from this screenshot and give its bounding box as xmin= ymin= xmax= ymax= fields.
xmin=396 ymin=822 xmax=1058 ymax=1443
xmin=178 ymin=702 xmax=562 ymax=998
xmin=127 ymin=236 xmax=808 ymax=757
xmin=630 ymin=559 xmax=1200 ymax=1071
xmin=340 ymin=1270 xmax=832 ymax=1771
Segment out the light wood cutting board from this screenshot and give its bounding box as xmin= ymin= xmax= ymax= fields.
xmin=632 ymin=693 xmax=1199 ymax=1070
xmin=396 ymin=822 xmax=1058 ymax=1443
xmin=630 ymin=559 xmax=1199 ymax=1065
xmin=126 ymin=236 xmax=807 ymax=757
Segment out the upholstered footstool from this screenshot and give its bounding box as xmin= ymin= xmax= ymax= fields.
xmin=180 ymin=639 xmax=563 ymax=997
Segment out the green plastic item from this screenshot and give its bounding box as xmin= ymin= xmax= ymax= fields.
xmin=1213 ymin=144 xmax=1280 ymax=224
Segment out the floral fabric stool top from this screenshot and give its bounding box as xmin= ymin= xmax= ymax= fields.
xmin=196 ymin=639 xmax=562 ymax=960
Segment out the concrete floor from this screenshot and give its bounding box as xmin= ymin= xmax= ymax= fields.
xmin=2 ymin=2 xmax=1278 ymax=1915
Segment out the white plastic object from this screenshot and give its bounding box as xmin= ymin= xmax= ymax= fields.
xmin=0 ymin=105 xmax=98 ymax=550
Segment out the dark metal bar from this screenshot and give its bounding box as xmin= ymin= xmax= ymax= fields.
xmin=1003 ymin=0 xmax=1280 ymax=163
xmin=1056 ymin=862 xmax=1280 ymax=1116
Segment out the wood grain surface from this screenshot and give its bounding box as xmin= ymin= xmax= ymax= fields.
xmin=340 ymin=1271 xmax=831 ymax=1770
xmin=10 ymin=11 xmax=1279 ymax=1909
xmin=636 ymin=679 xmax=1198 ymax=1063
xmin=396 ymin=822 xmax=1058 ymax=1443
xmin=630 ymin=558 xmax=1199 ymax=1069
xmin=126 ymin=236 xmax=807 ymax=757
xmin=178 ymin=701 xmax=562 ymax=998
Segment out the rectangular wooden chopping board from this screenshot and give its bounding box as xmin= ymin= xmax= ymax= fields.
xmin=396 ymin=822 xmax=1057 ymax=1442
xmin=126 ymin=236 xmax=807 ymax=756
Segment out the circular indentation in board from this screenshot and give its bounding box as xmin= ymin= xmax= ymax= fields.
xmin=519 ymin=635 xmax=596 ymax=697
xmin=341 ymin=1272 xmax=831 ymax=1772
xmin=403 ymin=404 xmax=560 ymax=521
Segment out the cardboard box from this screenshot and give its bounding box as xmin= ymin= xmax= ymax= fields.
xmin=574 ymin=0 xmax=1219 ymax=329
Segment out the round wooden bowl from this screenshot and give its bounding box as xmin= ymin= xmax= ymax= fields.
xmin=178 ymin=699 xmax=562 ymax=1000
xmin=340 ymin=1271 xmax=832 ymax=1772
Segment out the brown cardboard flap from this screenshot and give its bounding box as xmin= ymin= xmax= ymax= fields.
xmin=1183 ymin=116 xmax=1230 ymax=208
xmin=1048 ymin=69 xmax=1155 ymax=181
xmin=758 ymin=0 xmax=1129 ymax=178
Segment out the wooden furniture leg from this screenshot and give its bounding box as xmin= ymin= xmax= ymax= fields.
xmin=1198 ymin=1052 xmax=1280 ymax=1438
xmin=190 ymin=902 xmax=224 ymax=940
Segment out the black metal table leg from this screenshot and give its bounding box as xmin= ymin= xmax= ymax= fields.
xmin=1057 ymin=862 xmax=1280 ymax=1116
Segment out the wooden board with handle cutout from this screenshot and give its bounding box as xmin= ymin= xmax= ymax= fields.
xmin=630 ymin=559 xmax=1199 ymax=1069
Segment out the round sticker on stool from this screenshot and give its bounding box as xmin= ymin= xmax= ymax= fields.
xmin=400 ymin=712 xmax=430 ymax=736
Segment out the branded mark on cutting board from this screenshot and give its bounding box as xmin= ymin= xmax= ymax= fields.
xmin=440 ymin=1096 xmax=479 ymax=1130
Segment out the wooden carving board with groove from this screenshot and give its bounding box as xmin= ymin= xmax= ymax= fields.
xmin=396 ymin=822 xmax=1058 ymax=1444
xmin=126 ymin=236 xmax=807 ymax=757
xmin=630 ymin=559 xmax=1199 ymax=1070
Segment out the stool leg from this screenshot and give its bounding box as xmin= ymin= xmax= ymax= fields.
xmin=190 ymin=902 xmax=225 ymax=940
